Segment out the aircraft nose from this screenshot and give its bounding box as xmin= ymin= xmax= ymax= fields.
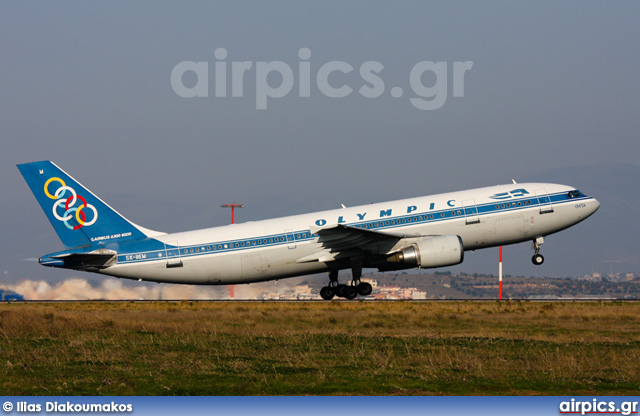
xmin=590 ymin=198 xmax=601 ymax=214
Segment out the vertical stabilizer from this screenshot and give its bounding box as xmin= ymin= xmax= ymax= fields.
xmin=17 ymin=161 xmax=161 ymax=248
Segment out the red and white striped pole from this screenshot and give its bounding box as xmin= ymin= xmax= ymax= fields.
xmin=499 ymin=246 xmax=503 ymax=300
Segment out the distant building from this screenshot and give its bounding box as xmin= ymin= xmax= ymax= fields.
xmin=376 ymin=284 xmax=427 ymax=300
xmin=411 ymin=290 xmax=427 ymax=300
xmin=589 ymin=273 xmax=602 ymax=282
xmin=373 ymin=293 xmax=399 ymax=300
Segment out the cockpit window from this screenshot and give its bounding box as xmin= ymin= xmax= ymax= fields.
xmin=568 ymin=190 xmax=584 ymax=199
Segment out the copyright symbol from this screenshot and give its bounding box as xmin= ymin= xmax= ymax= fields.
xmin=3 ymin=402 xmax=13 ymax=412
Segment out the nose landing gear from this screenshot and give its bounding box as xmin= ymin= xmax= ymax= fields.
xmin=531 ymin=237 xmax=545 ymax=265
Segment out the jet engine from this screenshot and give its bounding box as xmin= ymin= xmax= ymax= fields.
xmin=386 ymin=235 xmax=464 ymax=269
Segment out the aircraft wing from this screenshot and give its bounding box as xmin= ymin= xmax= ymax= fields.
xmin=311 ymin=224 xmax=405 ymax=250
xmin=297 ymin=224 xmax=406 ymax=263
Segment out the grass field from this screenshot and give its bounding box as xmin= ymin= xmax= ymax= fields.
xmin=1 ymin=300 xmax=640 ymax=395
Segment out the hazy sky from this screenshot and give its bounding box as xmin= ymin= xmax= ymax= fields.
xmin=2 ymin=2 xmax=639 ymax=286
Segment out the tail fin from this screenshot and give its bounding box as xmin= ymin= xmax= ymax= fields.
xmin=17 ymin=161 xmax=163 ymax=248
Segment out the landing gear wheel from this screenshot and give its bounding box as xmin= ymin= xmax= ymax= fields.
xmin=357 ymin=282 xmax=372 ymax=296
xmin=322 ymin=262 xmax=367 ymax=300
xmin=335 ymin=284 xmax=347 ymax=298
xmin=532 ymin=254 xmax=544 ymax=265
xmin=531 ymin=237 xmax=545 ymax=266
xmin=344 ymin=285 xmax=358 ymax=300
xmin=320 ymin=286 xmax=335 ymax=300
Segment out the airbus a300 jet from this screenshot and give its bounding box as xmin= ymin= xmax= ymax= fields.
xmin=18 ymin=161 xmax=599 ymax=300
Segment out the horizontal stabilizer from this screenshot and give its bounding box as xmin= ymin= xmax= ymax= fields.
xmin=41 ymin=249 xmax=117 ymax=269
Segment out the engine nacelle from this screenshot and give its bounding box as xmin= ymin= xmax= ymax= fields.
xmin=386 ymin=235 xmax=464 ymax=269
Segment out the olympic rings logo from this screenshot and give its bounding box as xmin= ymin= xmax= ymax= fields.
xmin=44 ymin=177 xmax=98 ymax=230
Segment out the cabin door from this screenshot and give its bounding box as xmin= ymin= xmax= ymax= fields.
xmin=535 ymin=189 xmax=555 ymax=214
xmin=164 ymin=241 xmax=183 ymax=268
xmin=462 ymin=199 xmax=480 ymax=224
xmin=285 ymin=229 xmax=297 ymax=249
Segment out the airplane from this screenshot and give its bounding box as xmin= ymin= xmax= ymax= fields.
xmin=18 ymin=161 xmax=600 ymax=300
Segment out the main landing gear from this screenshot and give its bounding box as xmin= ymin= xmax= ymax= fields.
xmin=531 ymin=237 xmax=545 ymax=265
xmin=319 ymin=258 xmax=373 ymax=300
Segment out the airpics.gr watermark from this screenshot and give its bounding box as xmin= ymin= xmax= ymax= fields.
xmin=171 ymin=48 xmax=473 ymax=110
